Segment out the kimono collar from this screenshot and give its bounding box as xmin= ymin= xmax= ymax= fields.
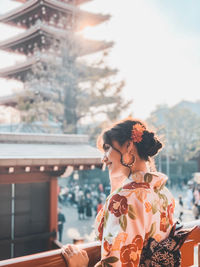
xmin=123 ymin=171 xmax=168 ymax=191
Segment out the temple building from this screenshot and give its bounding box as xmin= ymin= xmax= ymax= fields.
xmin=0 ymin=2 xmax=108 ymax=260
xmin=0 ymin=0 xmax=112 ymax=104
xmin=0 ymin=132 xmax=102 ymax=260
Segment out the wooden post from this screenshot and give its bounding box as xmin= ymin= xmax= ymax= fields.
xmin=49 ymin=177 xmax=58 ymax=246
xmin=181 ymin=240 xmax=195 ymax=266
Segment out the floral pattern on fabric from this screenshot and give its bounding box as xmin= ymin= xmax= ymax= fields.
xmin=167 ymin=203 xmax=174 ymax=226
xmin=108 ymin=194 xmax=128 ymax=217
xmin=123 ymin=182 xmax=150 ymax=190
xmin=95 ymin=171 xmax=175 ymax=267
xmin=120 ymin=235 xmax=143 ymax=267
xmin=104 ymin=240 xmax=112 ymax=256
xmin=98 ymin=216 xmax=104 ymax=241
xmin=160 ymin=212 xmax=167 ymax=232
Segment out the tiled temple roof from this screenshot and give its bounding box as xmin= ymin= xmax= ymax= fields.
xmin=0 ymin=133 xmax=102 ymax=166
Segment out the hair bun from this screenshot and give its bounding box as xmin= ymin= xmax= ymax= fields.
xmin=138 ymin=131 xmax=162 ymax=158
xmin=97 ymin=118 xmax=163 ymax=162
xmin=146 ymin=132 xmax=162 ymax=157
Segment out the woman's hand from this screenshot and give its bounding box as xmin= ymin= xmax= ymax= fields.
xmin=61 ymin=244 xmax=89 ymax=267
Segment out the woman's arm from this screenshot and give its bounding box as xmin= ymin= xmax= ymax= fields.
xmin=97 ymin=190 xmax=146 ymax=267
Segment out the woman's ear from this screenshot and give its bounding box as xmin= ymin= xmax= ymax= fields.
xmin=126 ymin=141 xmax=135 ymax=155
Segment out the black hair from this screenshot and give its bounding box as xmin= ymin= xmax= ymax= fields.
xmin=97 ymin=118 xmax=163 ymax=161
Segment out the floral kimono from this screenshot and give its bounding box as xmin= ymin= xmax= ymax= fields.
xmin=95 ymin=171 xmax=175 ymax=267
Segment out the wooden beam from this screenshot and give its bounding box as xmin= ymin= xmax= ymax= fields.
xmin=0 ymin=166 xmax=66 ymax=174
xmin=0 ymin=172 xmax=51 ymax=184
xmin=0 ymin=166 xmax=66 ymax=185
xmin=49 ymin=178 xmax=58 ymax=239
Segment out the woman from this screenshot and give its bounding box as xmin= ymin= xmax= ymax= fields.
xmin=62 ymin=118 xmax=175 ymax=266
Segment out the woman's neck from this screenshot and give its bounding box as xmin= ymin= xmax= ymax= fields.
xmin=131 ymin=160 xmax=148 ymax=174
xmin=109 ymin=171 xmax=128 ymax=193
xmin=109 ymin=161 xmax=149 ymax=193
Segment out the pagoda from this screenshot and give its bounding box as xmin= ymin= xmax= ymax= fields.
xmin=0 ymin=0 xmax=112 ymax=86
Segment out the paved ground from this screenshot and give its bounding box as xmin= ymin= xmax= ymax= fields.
xmin=60 ymin=204 xmax=97 ymax=244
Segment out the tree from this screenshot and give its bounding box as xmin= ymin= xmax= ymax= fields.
xmin=147 ymin=104 xmax=200 ymax=178
xmin=17 ymin=34 xmax=131 ymax=134
xmin=165 ymin=106 xmax=200 ymax=172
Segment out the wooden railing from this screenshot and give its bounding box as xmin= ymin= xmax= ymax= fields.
xmin=0 ymin=241 xmax=101 ymax=267
xmin=180 ymin=220 xmax=200 ymax=267
xmin=0 ymin=220 xmax=199 ymax=267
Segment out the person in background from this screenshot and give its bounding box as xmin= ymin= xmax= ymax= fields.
xmin=62 ymin=117 xmax=177 ymax=266
xmin=193 ymin=184 xmax=200 ymax=219
xmin=178 ymin=195 xmax=184 ymax=222
xmin=85 ymin=193 xmax=93 ymax=219
xmin=58 ymin=207 xmax=66 ymax=243
xmin=186 ymin=180 xmax=194 ymax=210
xmin=98 ymin=183 xmax=104 ymax=193
xmin=77 ymin=194 xmax=86 ymax=220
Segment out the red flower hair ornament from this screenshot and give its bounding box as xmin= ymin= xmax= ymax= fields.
xmin=131 ymin=123 xmax=145 ymax=143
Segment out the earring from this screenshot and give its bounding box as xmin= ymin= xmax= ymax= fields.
xmin=121 ymin=154 xmax=135 ymax=167
xmin=101 ymin=154 xmax=108 ymax=164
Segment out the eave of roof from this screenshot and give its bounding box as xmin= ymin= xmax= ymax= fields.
xmin=0 ymin=144 xmax=102 ymax=166
xmin=14 ymin=0 xmax=92 ymax=6
xmin=0 ymin=57 xmax=37 ymax=77
xmin=0 ymin=24 xmax=69 ymax=48
xmin=0 ymin=0 xmax=110 ymax=28
xmin=0 ymin=52 xmax=115 ymax=83
xmin=0 ymin=133 xmax=102 ymax=166
xmin=0 ymin=24 xmax=113 ymax=55
xmin=0 ymin=25 xmax=58 ymax=49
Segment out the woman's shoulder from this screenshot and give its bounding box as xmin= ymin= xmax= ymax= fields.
xmin=106 ymin=172 xmax=171 ymax=201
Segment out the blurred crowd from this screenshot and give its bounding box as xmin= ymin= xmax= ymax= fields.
xmin=58 ymin=182 xmax=109 ymax=220
xmin=186 ymin=180 xmax=200 ymax=219
xmin=176 ymin=180 xmax=200 ymax=222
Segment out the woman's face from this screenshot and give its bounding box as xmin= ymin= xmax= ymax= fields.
xmin=102 ymin=140 xmax=128 ymax=177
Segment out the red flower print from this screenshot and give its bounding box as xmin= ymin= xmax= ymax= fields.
xmin=167 ymin=203 xmax=174 ymax=226
xmin=160 ymin=212 xmax=167 ymax=232
xmin=108 ymin=194 xmax=128 ymax=217
xmin=103 ymin=240 xmax=112 ymax=255
xmin=132 ymin=235 xmax=143 ymax=250
xmin=98 ymin=216 xmax=104 ymax=241
xmin=123 ymin=182 xmax=150 ymax=190
xmin=120 ymin=235 xmax=143 ymax=267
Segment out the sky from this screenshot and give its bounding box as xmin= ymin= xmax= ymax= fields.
xmin=0 ymin=0 xmax=200 ymax=119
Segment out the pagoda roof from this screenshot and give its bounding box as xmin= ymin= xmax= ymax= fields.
xmin=13 ymin=0 xmax=92 ymax=6
xmin=0 ymin=0 xmax=110 ymax=31
xmin=0 ymin=23 xmax=113 ymax=56
xmin=0 ymin=95 xmax=20 ymax=107
xmin=0 ymin=57 xmax=38 ymax=81
xmin=0 ymin=55 xmax=115 ymax=82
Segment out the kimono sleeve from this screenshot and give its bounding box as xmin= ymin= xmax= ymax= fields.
xmin=97 ymin=190 xmax=148 ymax=267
